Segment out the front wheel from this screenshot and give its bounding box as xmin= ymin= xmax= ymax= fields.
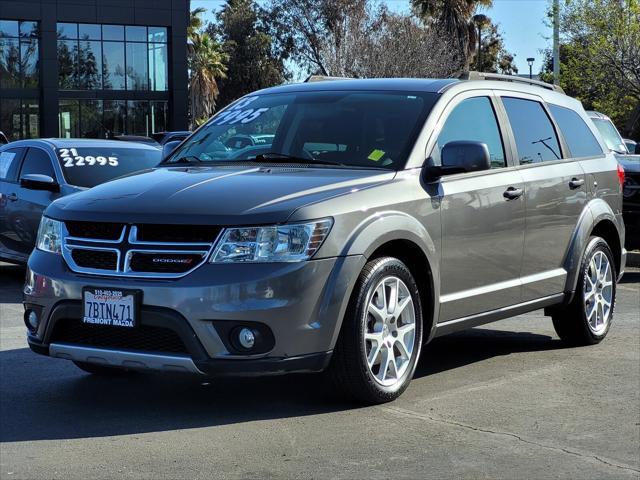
xmin=328 ymin=257 xmax=423 ymax=404
xmin=552 ymin=236 xmax=616 ymax=345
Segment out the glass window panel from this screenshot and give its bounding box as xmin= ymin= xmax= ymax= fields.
xmin=126 ymin=42 xmax=148 ymax=90
xmin=0 ymin=98 xmax=21 ymax=141
xmin=20 ymin=148 xmax=54 ymax=178
xmin=21 ymin=39 xmax=39 ymax=88
xmin=78 ymin=39 xmax=102 ymax=89
xmin=0 ymin=38 xmax=20 ymax=88
xmin=126 ymin=100 xmax=149 ymax=135
xmin=0 ymin=20 xmax=19 ymax=38
xmin=57 ymin=22 xmax=78 ymax=39
xmin=150 ymin=101 xmax=168 ymax=133
xmin=148 ymin=26 xmax=167 ymax=43
xmin=57 ymin=39 xmax=78 ymax=88
xmin=502 ymin=97 xmax=562 ymax=164
xmin=103 ymin=100 xmax=126 ymax=137
xmin=125 ymin=25 xmax=146 ymax=42
xmin=102 ymin=24 xmax=124 ymax=41
xmin=19 ymin=21 xmax=39 ymax=38
xmin=22 ymin=100 xmax=39 ymax=138
xmin=79 ymin=99 xmax=104 ymax=138
xmin=434 ymin=97 xmax=506 ymax=168
xmin=549 ymin=105 xmax=603 ymax=158
xmin=79 ymin=23 xmax=101 ymax=40
xmin=148 ymin=43 xmax=167 ymax=91
xmin=102 ymin=41 xmax=125 ymax=89
xmin=58 ymin=100 xmax=80 ymax=138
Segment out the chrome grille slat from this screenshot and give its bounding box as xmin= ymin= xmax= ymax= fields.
xmin=61 ymin=222 xmax=222 ymax=278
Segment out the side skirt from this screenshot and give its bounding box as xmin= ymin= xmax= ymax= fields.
xmin=433 ymin=293 xmax=566 ymax=338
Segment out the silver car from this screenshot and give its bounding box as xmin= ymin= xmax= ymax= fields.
xmin=24 ymin=74 xmax=626 ymax=404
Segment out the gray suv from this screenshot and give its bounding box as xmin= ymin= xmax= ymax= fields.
xmin=24 ymin=74 xmax=626 ymax=404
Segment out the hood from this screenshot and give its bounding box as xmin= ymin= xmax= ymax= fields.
xmin=615 ymin=153 xmax=640 ymax=174
xmin=46 ymin=165 xmax=395 ymax=225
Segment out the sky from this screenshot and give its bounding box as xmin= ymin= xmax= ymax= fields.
xmin=191 ymin=0 xmax=552 ymax=75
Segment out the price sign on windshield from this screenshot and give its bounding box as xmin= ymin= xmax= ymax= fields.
xmin=58 ymin=148 xmax=119 ymax=167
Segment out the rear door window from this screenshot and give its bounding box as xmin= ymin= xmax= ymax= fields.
xmin=0 ymin=148 xmax=24 ymax=181
xmin=19 ymin=148 xmax=56 ymax=179
xmin=549 ymin=105 xmax=603 ymax=158
xmin=433 ymin=97 xmax=506 ymax=168
xmin=502 ymin=97 xmax=562 ymax=164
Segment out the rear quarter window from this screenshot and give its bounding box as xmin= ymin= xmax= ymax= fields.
xmin=549 ymin=105 xmax=603 ymax=158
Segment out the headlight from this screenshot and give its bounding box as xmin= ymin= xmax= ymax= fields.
xmin=36 ymin=217 xmax=63 ymax=254
xmin=210 ymin=218 xmax=333 ymax=263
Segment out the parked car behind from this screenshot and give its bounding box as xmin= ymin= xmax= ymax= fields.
xmin=587 ymin=111 xmax=639 ymax=249
xmin=624 ymin=138 xmax=639 ymax=155
xmin=25 ymin=75 xmax=626 ymax=404
xmin=0 ymin=139 xmax=161 ymax=264
xmin=150 ymin=131 xmax=191 ymax=145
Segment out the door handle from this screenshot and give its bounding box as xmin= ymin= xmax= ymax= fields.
xmin=503 ymin=186 xmax=524 ymax=200
xmin=6 ymin=193 xmax=18 ymax=202
xmin=569 ymin=178 xmax=585 ymax=189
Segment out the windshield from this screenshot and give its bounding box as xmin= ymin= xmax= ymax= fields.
xmin=592 ymin=118 xmax=627 ymax=153
xmin=166 ymin=91 xmax=437 ymax=170
xmin=56 ymin=147 xmax=161 ymax=188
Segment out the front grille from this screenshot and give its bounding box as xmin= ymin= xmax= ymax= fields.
xmin=129 ymin=252 xmax=205 ymax=273
xmin=66 ymin=221 xmax=123 ymax=240
xmin=63 ymin=222 xmax=217 ymax=277
xmin=71 ymin=249 xmax=117 ymax=270
xmin=137 ymin=224 xmax=221 ymax=243
xmin=50 ymin=318 xmax=189 ymax=354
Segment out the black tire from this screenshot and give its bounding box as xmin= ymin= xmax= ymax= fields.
xmin=72 ymin=361 xmax=131 ymax=375
xmin=552 ymin=236 xmax=616 ymax=345
xmin=328 ymin=257 xmax=423 ymax=404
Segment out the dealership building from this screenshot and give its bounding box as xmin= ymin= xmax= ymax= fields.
xmin=0 ymin=0 xmax=189 ymax=141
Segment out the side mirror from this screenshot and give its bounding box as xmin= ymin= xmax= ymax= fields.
xmin=425 ymin=141 xmax=491 ymax=179
xmin=20 ymin=174 xmax=59 ymax=192
xmin=162 ymin=140 xmax=182 ymax=161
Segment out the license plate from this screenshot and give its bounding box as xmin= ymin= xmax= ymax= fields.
xmin=82 ymin=287 xmax=140 ymax=328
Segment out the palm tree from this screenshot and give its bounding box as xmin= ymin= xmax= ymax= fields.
xmin=413 ymin=0 xmax=492 ymax=71
xmin=189 ymin=32 xmax=228 ymax=126
xmin=189 ymin=7 xmax=208 ymax=41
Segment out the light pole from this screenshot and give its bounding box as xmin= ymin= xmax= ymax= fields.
xmin=527 ymin=57 xmax=535 ymax=80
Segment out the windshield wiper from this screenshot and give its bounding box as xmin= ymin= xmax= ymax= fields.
xmin=253 ymin=152 xmax=345 ymax=167
xmin=162 ymin=155 xmax=202 ymax=165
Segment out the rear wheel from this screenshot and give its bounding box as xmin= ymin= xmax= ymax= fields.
xmin=328 ymin=257 xmax=423 ymax=404
xmin=552 ymin=236 xmax=616 ymax=345
xmin=72 ymin=361 xmax=132 ymax=375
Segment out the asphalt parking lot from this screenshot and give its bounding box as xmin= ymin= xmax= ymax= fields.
xmin=0 ymin=262 xmax=638 ymax=480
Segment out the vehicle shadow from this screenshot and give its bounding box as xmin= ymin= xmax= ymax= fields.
xmin=620 ymin=270 xmax=640 ymax=285
xmin=0 ymin=328 xmax=562 ymax=443
xmin=0 ymin=263 xmax=25 ymax=304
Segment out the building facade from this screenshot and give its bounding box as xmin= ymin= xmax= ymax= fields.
xmin=0 ymin=0 xmax=189 ymax=140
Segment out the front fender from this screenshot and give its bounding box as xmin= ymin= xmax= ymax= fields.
xmin=339 ymin=211 xmax=441 ymax=342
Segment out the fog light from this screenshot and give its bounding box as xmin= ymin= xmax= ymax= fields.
xmin=238 ymin=328 xmax=255 ymax=349
xmin=25 ymin=310 xmax=39 ymax=332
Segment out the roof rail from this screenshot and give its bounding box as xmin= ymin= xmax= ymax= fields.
xmin=459 ymin=71 xmax=565 ymax=94
xmin=304 ymin=75 xmax=353 ymax=83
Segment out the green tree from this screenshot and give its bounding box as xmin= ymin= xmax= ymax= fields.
xmin=188 ymin=7 xmax=228 ymax=126
xmin=541 ymin=0 xmax=640 ymax=138
xmin=412 ymin=0 xmax=493 ymax=71
xmin=212 ymin=0 xmax=289 ymax=108
xmin=473 ymin=17 xmax=518 ymax=74
xmin=189 ymin=32 xmax=228 ymax=126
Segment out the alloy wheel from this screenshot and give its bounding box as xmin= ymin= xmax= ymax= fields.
xmin=364 ymin=276 xmax=416 ymax=387
xmin=583 ymin=250 xmax=613 ymax=335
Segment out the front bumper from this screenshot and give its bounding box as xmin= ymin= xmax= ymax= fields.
xmin=24 ymin=250 xmax=365 ymax=375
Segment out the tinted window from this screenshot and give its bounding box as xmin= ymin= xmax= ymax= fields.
xmin=549 ymin=105 xmax=603 ymax=158
xmin=433 ymin=97 xmax=505 ymax=168
xmin=20 ymin=148 xmax=55 ymax=178
xmin=169 ymin=92 xmax=437 ymax=170
xmin=55 ymin=146 xmax=161 ymax=187
xmin=0 ymin=147 xmax=24 ymax=181
xmin=502 ymin=98 xmax=562 ymax=164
